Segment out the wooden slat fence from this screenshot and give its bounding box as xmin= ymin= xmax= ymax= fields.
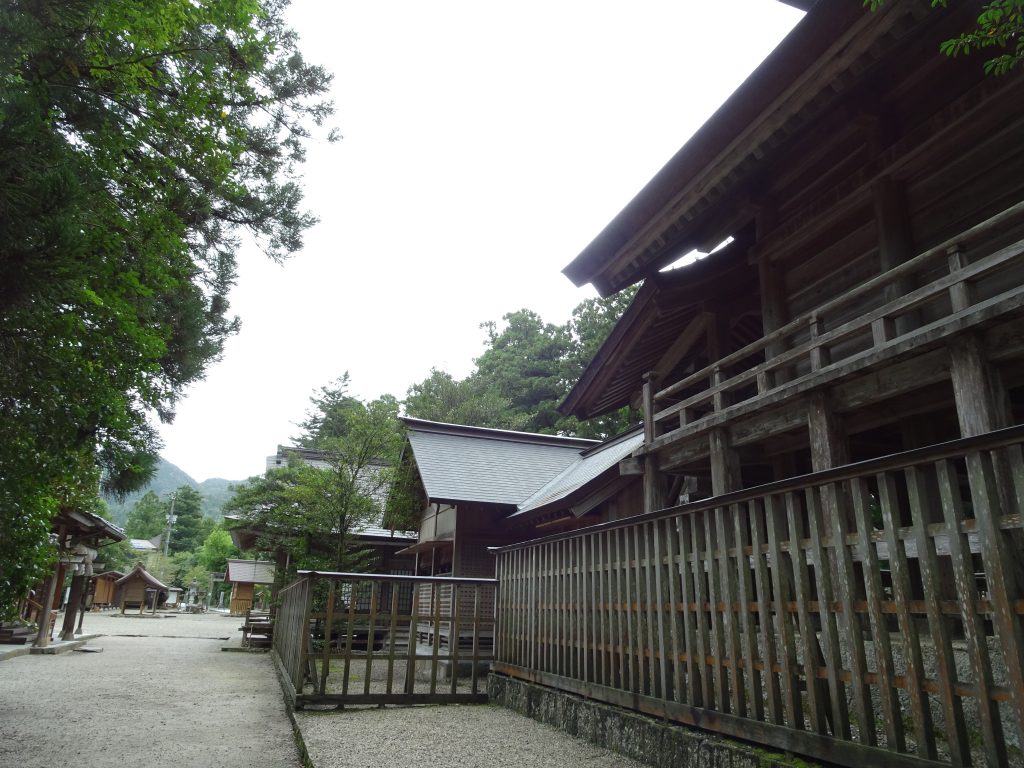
xmin=493 ymin=425 xmax=1024 ymax=768
xmin=272 ymin=571 xmax=496 ymax=708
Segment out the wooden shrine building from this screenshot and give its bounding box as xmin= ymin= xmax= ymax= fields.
xmin=115 ymin=563 xmax=169 ymax=614
xmin=490 ymin=2 xmax=1024 ymax=767
xmin=224 ymin=559 xmax=276 ymax=616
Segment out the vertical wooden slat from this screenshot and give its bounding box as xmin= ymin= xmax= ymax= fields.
xmin=716 ymin=503 xmax=743 ymax=716
xmin=907 ymin=465 xmax=970 ymax=765
xmin=560 ymin=537 xmax=568 ymax=678
xmin=632 ymin=524 xmax=649 ymax=695
xmin=849 ymin=477 xmax=906 ymax=752
xmin=449 ymin=582 xmax=460 ymax=696
xmin=705 ymin=507 xmax=727 ymax=711
xmin=319 ymin=580 xmax=336 ymax=696
xmin=766 ymin=495 xmax=801 ymax=729
xmin=965 ymin=449 xmax=1024 ymax=752
xmin=364 ymin=581 xmax=379 ymax=696
xmin=471 ymin=584 xmax=482 ymax=694
xmin=430 ymin=582 xmax=442 ymax=695
xmin=585 ymin=533 xmax=594 ymax=684
xmin=822 ymin=480 xmax=873 ymax=744
xmin=385 ymin=580 xmax=399 ymax=696
xmin=663 ymin=517 xmax=684 ymax=703
xmin=528 ymin=546 xmax=537 ymax=672
xmin=678 ymin=513 xmax=700 ymax=706
xmin=615 ymin=527 xmax=629 ymax=691
xmin=936 ymin=458 xmax=1006 ymax=766
xmin=751 ymin=498 xmax=782 ymax=724
xmin=405 ymin=580 xmax=421 ymax=695
xmin=787 ymin=492 xmax=826 ymax=734
xmin=805 ymin=485 xmax=849 ymax=739
xmin=735 ymin=502 xmax=763 ymax=722
xmin=644 ymin=523 xmax=662 ymax=698
xmin=341 ymin=581 xmax=357 ymax=697
xmin=597 ymin=532 xmax=608 ymax=686
xmin=578 ymin=535 xmax=587 ymax=682
xmin=690 ymin=512 xmax=711 ymax=707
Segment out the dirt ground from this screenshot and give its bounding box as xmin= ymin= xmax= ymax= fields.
xmin=0 ymin=611 xmax=300 ymax=768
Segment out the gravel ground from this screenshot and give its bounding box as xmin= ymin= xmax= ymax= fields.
xmin=1 ymin=611 xmax=652 ymax=768
xmin=0 ymin=611 xmax=299 ymax=768
xmin=295 ymin=704 xmax=650 ymax=768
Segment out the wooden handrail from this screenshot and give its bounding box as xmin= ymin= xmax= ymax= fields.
xmin=655 ymin=199 xmax=1024 ymax=404
xmin=492 ymin=422 xmax=1024 ymax=552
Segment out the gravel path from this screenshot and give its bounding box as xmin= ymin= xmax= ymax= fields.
xmin=295 ymin=704 xmax=650 ymax=768
xmin=0 ymin=612 xmax=299 ymax=768
xmin=1 ymin=611 xmax=651 ymax=768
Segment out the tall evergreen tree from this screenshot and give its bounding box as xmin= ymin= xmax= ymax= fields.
xmin=0 ymin=0 xmax=332 ymax=617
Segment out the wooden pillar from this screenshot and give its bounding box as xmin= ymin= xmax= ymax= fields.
xmin=755 ymin=204 xmax=788 ymax=387
xmin=32 ymin=570 xmax=59 ymax=648
xmin=948 ymin=333 xmax=1024 ymax=585
xmin=807 ymin=390 xmax=849 ymax=473
xmin=873 ymin=177 xmax=918 ymax=335
xmin=709 ymin=429 xmax=741 ymax=497
xmin=60 ymin=572 xmax=87 ymax=640
xmin=948 ymin=333 xmax=1010 ymax=437
xmin=643 ymin=455 xmax=668 ymax=513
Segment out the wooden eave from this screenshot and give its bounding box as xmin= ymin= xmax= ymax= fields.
xmin=562 ymin=0 xmax=936 ymax=295
xmin=561 ymin=242 xmax=758 ymax=419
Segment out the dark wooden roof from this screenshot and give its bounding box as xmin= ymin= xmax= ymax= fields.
xmin=115 ymin=563 xmax=169 ymax=590
xmin=561 ymin=0 xmax=966 ymax=295
xmin=561 ymin=240 xmax=760 ymax=419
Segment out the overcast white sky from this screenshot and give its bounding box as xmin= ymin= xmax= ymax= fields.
xmin=157 ymin=1 xmax=804 ymax=482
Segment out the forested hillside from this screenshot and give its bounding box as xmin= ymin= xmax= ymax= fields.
xmin=104 ymin=458 xmax=239 ymax=526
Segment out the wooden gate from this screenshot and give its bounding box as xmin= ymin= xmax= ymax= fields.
xmin=274 ymin=571 xmax=497 ymax=708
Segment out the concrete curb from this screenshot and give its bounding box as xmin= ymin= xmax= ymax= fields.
xmin=269 ymin=648 xmax=316 ymax=768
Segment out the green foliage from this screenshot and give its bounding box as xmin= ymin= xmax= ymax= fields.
xmin=125 ymin=491 xmax=168 ymax=541
xmin=404 ymin=287 xmax=639 ymax=439
xmin=197 ymin=527 xmax=239 ymax=574
xmin=104 ymin=457 xmax=240 ymax=525
xmin=0 ymin=0 xmax=331 ymax=618
xmin=865 ymin=0 xmax=1024 ymax=75
xmin=226 ymin=386 xmax=405 ymax=574
xmin=404 ymin=369 xmax=527 ymax=430
xmin=167 ymin=486 xmax=209 ymax=554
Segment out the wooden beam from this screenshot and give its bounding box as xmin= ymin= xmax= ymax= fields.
xmin=652 ymin=313 xmax=709 ymax=382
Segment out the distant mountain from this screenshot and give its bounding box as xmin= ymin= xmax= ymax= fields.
xmin=104 ymin=457 xmax=242 ymax=526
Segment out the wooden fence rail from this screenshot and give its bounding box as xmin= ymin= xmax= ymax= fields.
xmin=493 ymin=424 xmax=1024 ymax=768
xmin=272 ymin=571 xmax=497 ymax=708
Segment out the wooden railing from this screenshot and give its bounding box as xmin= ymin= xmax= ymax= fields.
xmin=272 ymin=571 xmax=497 ymax=708
xmin=646 ymin=202 xmax=1024 ymax=450
xmin=493 ymin=425 xmax=1024 ymax=768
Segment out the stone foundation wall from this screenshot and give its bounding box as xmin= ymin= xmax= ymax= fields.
xmin=487 ymin=673 xmax=824 ymax=768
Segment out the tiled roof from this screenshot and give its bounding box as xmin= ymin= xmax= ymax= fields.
xmin=225 ymin=559 xmax=276 ymax=584
xmin=403 ymin=418 xmax=598 ymax=507
xmin=129 ymin=538 xmax=158 ymax=551
xmin=515 ymin=429 xmax=644 ymax=516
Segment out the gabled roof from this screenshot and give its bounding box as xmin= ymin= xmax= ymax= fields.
xmin=401 ymin=418 xmax=598 ymax=507
xmin=560 ymin=240 xmax=760 ymax=419
xmin=129 ymin=538 xmax=158 ymax=551
xmin=224 ymin=559 xmax=276 ymax=585
xmin=115 ymin=563 xmax=169 ymax=590
xmin=514 ymin=428 xmax=644 ymax=518
xmin=562 ymin=1 xmax=936 ymax=294
xmin=93 ymin=570 xmax=125 ymax=581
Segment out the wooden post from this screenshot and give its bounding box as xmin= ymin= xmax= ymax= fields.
xmin=709 ymin=428 xmax=740 ymax=497
xmin=806 ymin=390 xmax=849 ymax=473
xmin=60 ymin=572 xmax=87 ymax=641
xmin=873 ymin=176 xmax=918 ymax=335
